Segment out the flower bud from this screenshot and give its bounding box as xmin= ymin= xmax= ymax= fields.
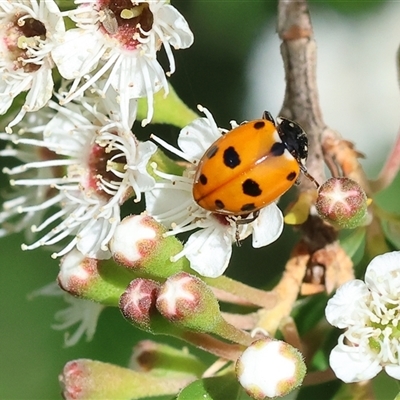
xmin=315 ymin=177 xmax=368 ymax=229
xmin=119 ymin=277 xmax=220 ymax=341
xmin=119 ymin=278 xmax=161 ymax=332
xmin=110 ymin=214 xmax=190 ymax=280
xmin=156 ymin=272 xmax=221 ymax=333
xmin=236 ymin=338 xmax=306 ymax=399
xmin=156 ymin=272 xmax=252 ymax=345
xmin=58 ymin=249 xmax=134 ymax=306
xmin=60 ymin=359 xmax=192 ymax=400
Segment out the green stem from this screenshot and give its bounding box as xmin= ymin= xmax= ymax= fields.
xmin=204 ymin=275 xmax=276 ymax=309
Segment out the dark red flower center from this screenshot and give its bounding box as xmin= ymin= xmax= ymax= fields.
xmin=6 ymin=14 xmax=47 ymax=72
xmin=99 ymin=0 xmax=154 ymax=49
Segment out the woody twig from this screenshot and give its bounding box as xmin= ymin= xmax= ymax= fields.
xmin=257 ymin=0 xmax=355 ymax=337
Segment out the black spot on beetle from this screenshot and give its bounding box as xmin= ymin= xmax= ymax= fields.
xmin=241 ymin=203 xmax=256 ymax=212
xmin=270 ymin=142 xmax=285 ymax=157
xmin=223 ymin=146 xmax=241 ymax=168
xmin=206 ymin=145 xmax=218 ymax=159
xmin=215 ymin=199 xmax=225 ymax=209
xmin=253 ymin=121 xmax=265 ymax=130
xmin=199 ymin=174 xmax=208 ymax=185
xmin=242 ymin=179 xmax=262 ymax=197
xmin=287 ymin=171 xmax=297 ymax=181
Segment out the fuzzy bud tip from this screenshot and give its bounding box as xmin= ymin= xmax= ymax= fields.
xmin=119 ymin=278 xmax=160 ymax=332
xmin=58 ymin=250 xmax=99 ymax=297
xmin=156 ymin=272 xmax=221 ymax=333
xmin=110 ymin=214 xmax=188 ymax=279
xmin=110 ymin=214 xmax=162 ymax=270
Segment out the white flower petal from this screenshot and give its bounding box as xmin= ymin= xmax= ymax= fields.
xmin=110 ymin=53 xmax=166 ymax=99
xmin=329 ymin=342 xmax=382 ymax=383
xmin=178 ymin=115 xmax=221 ymax=159
xmin=185 ymin=227 xmax=232 ymax=278
xmin=365 ymin=251 xmax=400 ymax=290
xmin=24 ymin=62 xmax=53 ymax=111
xmin=384 ymin=364 xmax=400 ymax=379
xmin=145 ymin=187 xmax=193 ymax=228
xmin=52 ymin=29 xmax=104 ymax=80
xmin=53 ymin=295 xmax=105 ymax=347
xmin=44 ymin=0 xmax=66 ymax=32
xmin=76 ymin=216 xmax=116 ymax=260
xmin=156 ymin=4 xmax=194 ymax=49
xmin=251 ymin=203 xmax=284 ymax=248
xmin=325 ymin=279 xmax=369 ymax=328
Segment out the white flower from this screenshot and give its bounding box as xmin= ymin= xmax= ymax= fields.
xmin=52 ymin=0 xmax=193 ymax=126
xmin=0 ymin=0 xmax=65 ymax=130
xmin=30 ymin=282 xmax=104 ymax=347
xmin=0 ymin=109 xmax=56 ymax=239
xmin=1 ymin=97 xmax=156 ymax=259
xmin=325 ymin=251 xmax=400 ymax=383
xmin=146 ymin=106 xmax=284 ymax=278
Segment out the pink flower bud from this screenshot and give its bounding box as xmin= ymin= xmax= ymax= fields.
xmin=315 ymin=177 xmax=368 ymax=229
xmin=119 ymin=278 xmax=160 ymax=332
xmin=110 ymin=214 xmax=189 ymax=279
xmin=60 ymin=359 xmax=192 ymax=399
xmin=58 ymin=249 xmax=132 ymax=306
xmin=156 ymin=272 xmax=221 ymax=333
xmin=58 ymin=250 xmax=99 ymax=297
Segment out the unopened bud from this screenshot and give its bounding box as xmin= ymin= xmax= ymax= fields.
xmin=58 ymin=249 xmax=133 ymax=306
xmin=156 ymin=272 xmax=252 ymax=345
xmin=110 ymin=214 xmax=190 ymax=280
xmin=315 ymin=177 xmax=368 ymax=229
xmin=60 ymin=359 xmax=192 ymax=400
xmin=156 ymin=272 xmax=221 ymax=333
xmin=236 ymin=338 xmax=306 ymax=399
xmin=119 ymin=278 xmax=160 ymax=332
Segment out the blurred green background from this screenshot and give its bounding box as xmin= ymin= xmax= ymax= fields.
xmin=0 ymin=0 xmax=396 ymax=399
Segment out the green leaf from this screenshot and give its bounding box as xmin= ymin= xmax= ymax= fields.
xmin=138 ymin=84 xmax=198 ymax=128
xmin=176 ymin=372 xmax=241 ymax=400
xmin=293 ymin=293 xmax=329 ymax=336
xmin=372 ymin=370 xmax=399 ymax=400
xmin=338 ymin=227 xmax=366 ymax=264
xmin=381 ymin=217 xmax=400 ymax=250
xmin=149 ymin=148 xmax=186 ymax=178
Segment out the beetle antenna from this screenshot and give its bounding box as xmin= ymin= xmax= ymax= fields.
xmin=300 ymin=165 xmax=320 ymax=188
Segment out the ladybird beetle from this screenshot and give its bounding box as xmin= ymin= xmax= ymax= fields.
xmin=192 ymin=111 xmax=316 ymax=218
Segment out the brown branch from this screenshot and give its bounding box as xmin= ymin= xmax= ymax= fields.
xmin=256 ymin=0 xmax=357 ymax=336
xmin=321 ymin=129 xmax=371 ymax=194
xmin=257 ymin=242 xmax=309 ymax=335
xmin=220 ymin=311 xmax=258 ymax=331
xmin=205 ymin=275 xmax=277 ymax=309
xmin=182 ymin=331 xmax=244 ymax=361
xmin=278 ymin=0 xmax=326 ymax=189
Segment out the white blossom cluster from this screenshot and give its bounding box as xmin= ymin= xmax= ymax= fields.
xmin=0 ymin=0 xmax=284 ymax=279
